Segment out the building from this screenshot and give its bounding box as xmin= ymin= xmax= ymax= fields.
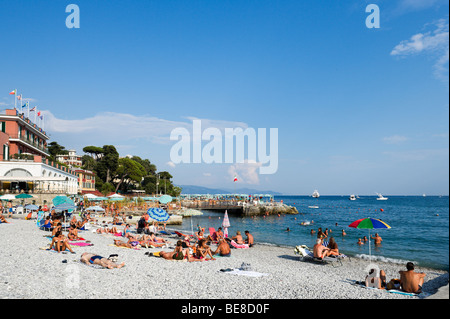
xmin=0 ymin=108 xmax=49 ymax=161
xmin=0 ymin=108 xmax=78 ymax=194
xmin=56 ymin=149 xmax=82 ymax=168
xmin=74 ymin=169 xmax=96 ymax=194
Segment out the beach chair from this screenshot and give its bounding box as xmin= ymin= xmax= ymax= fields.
xmin=208 ymin=227 xmax=218 ymax=242
xmin=294 ymin=245 xmax=345 ymax=267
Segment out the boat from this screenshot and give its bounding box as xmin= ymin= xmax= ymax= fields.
xmin=308 ymin=205 xmax=319 ymax=209
xmin=376 ymin=193 xmax=388 ymax=200
xmin=349 ymin=194 xmax=356 ymax=201
xmin=312 ymin=190 xmax=320 ymax=198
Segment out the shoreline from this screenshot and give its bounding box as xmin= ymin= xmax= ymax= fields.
xmin=0 ymin=218 xmax=448 ymax=300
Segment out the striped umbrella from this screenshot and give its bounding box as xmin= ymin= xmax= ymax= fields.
xmin=349 ymin=217 xmax=391 ymax=260
xmin=147 ymin=207 xmax=170 ymax=222
xmin=222 ymin=210 xmax=231 ymax=238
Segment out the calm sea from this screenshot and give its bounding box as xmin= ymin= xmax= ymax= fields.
xmin=172 ymin=195 xmax=449 ymax=271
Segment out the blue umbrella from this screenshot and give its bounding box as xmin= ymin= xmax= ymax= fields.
xmin=158 ymin=195 xmax=173 ymax=204
xmin=24 ymin=204 xmax=39 ymax=210
xmin=147 ymin=207 xmax=170 ymax=222
xmin=53 ymin=203 xmax=76 ymax=212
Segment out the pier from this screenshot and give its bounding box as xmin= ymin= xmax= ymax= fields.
xmin=180 ymin=199 xmax=298 ymax=216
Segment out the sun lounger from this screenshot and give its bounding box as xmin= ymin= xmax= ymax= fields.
xmin=294 ymin=245 xmax=347 ymax=267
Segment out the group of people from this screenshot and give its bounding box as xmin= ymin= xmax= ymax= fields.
xmin=362 ymin=262 xmax=426 ymax=294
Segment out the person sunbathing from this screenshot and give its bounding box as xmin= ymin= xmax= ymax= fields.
xmin=80 ymin=252 xmax=125 ymax=269
xmin=67 ymin=225 xmax=79 ymax=241
xmin=231 ymin=231 xmax=245 ymax=244
xmin=0 ymin=214 xmax=9 ymax=223
xmin=50 ymin=230 xmax=75 ymax=253
xmin=327 ymin=237 xmax=340 ymax=256
xmin=313 ymin=239 xmax=331 ymax=259
xmin=153 ymin=241 xmax=196 ymax=261
xmin=399 ymin=262 xmax=426 ymax=294
xmin=196 ymin=239 xmax=216 ymax=260
xmin=365 ymin=268 xmax=387 ymax=289
xmin=213 ymin=238 xmax=231 ymax=257
xmin=113 ymin=239 xmax=134 ymax=249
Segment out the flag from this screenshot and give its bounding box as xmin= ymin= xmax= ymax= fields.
xmin=21 ymin=103 xmax=27 ymax=109
xmin=39 ymin=115 xmax=43 ymax=120
xmin=17 ymin=94 xmax=22 ymax=100
xmin=37 ymin=111 xmax=41 ymax=116
xmin=9 ymin=90 xmax=16 ymax=95
xmin=233 ymin=175 xmax=238 ymax=182
xmin=30 ymin=106 xmax=36 ymax=112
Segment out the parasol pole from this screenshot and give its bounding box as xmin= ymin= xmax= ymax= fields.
xmin=368 ymin=229 xmax=371 ymax=261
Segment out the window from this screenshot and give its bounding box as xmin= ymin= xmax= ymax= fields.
xmin=0 ymin=122 xmax=5 ymax=133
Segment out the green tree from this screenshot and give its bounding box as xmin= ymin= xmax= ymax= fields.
xmin=47 ymin=141 xmax=68 ymax=161
xmin=113 ymin=157 xmax=147 ymax=192
xmin=96 ymin=145 xmax=119 ymax=184
xmin=81 ymin=155 xmax=96 ymax=171
xmin=83 ymin=146 xmax=104 ymax=161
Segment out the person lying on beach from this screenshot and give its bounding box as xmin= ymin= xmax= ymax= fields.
xmin=313 ymin=239 xmax=331 ymax=259
xmin=399 ymin=262 xmax=426 ymax=294
xmin=196 ymin=239 xmax=216 ymax=260
xmin=68 ymin=225 xmax=79 ymax=241
xmin=0 ymin=214 xmax=9 ymax=223
xmin=137 ymin=234 xmax=166 ymax=248
xmin=244 ymin=230 xmax=254 ymax=247
xmin=232 ymin=231 xmax=245 ymax=245
xmin=364 ymin=268 xmax=387 ymax=289
xmin=152 ymin=241 xmax=196 ymax=261
xmin=213 ymin=238 xmax=231 ymax=257
xmin=113 ymin=239 xmax=134 ymax=249
xmin=371 ymin=233 xmax=382 ymax=246
xmin=50 ymin=230 xmax=75 ymax=253
xmin=80 ymin=252 xmax=125 ymax=269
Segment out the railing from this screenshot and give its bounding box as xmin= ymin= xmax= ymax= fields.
xmin=8 ymin=134 xmax=49 ymax=153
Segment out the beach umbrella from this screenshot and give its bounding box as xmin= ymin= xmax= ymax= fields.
xmin=83 ymin=193 xmax=98 ymax=199
xmin=24 ymin=204 xmax=39 ymax=210
xmin=147 ymin=207 xmax=170 ymax=222
xmin=15 ymin=193 xmax=34 ymax=199
xmin=52 ymin=195 xmax=74 ymax=206
xmin=0 ymin=194 xmax=16 ymax=201
xmin=222 ymin=210 xmax=231 ymax=238
xmin=348 ymin=217 xmax=391 ymax=260
xmin=86 ymin=205 xmax=105 ymax=212
xmin=108 ymin=193 xmax=124 ymax=198
xmin=158 ymin=195 xmax=173 ymax=204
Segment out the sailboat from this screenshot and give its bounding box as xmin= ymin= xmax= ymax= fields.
xmin=376 ymin=193 xmax=388 ymax=200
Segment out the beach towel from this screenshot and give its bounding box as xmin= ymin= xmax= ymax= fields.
xmin=230 ymin=240 xmax=249 ymax=249
xmin=69 ymin=242 xmax=93 ymax=247
xmin=219 ymin=269 xmax=269 ymax=277
xmin=109 ymin=244 xmax=140 ymax=250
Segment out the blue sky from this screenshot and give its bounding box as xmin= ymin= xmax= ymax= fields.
xmin=1 ymin=0 xmax=448 ymax=195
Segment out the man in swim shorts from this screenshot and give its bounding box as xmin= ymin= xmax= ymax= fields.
xmin=399 ymin=262 xmax=426 ymax=294
xmin=80 ymin=252 xmax=125 ymax=269
xmin=213 ymin=238 xmax=231 ymax=257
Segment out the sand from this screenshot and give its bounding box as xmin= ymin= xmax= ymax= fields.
xmin=0 ymin=218 xmax=448 ymax=300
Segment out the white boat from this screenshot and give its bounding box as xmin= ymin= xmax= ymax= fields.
xmin=349 ymin=194 xmax=356 ymax=201
xmin=376 ymin=193 xmax=388 ymax=200
xmin=312 ymin=190 xmax=320 ymax=198
xmin=308 ymin=205 xmax=319 ymax=209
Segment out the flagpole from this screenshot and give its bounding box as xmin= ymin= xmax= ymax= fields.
xmin=34 ymin=107 xmax=37 ymax=123
xmin=14 ymin=89 xmax=17 ymax=109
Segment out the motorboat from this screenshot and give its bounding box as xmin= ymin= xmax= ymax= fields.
xmin=312 ymin=190 xmax=320 ymax=198
xmin=349 ymin=194 xmax=356 ymax=201
xmin=376 ymin=193 xmax=388 ymax=200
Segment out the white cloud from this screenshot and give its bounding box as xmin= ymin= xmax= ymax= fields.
xmin=43 ymin=110 xmax=249 ymax=145
xmin=391 ymin=19 xmax=449 ymax=81
xmin=228 ymin=160 xmax=262 ymax=185
xmin=383 ymin=135 xmax=408 ymax=144
xmin=166 ymin=161 xmax=176 ymax=168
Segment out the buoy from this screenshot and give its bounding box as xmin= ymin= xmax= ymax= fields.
xmin=380 ymin=208 xmax=384 ymax=212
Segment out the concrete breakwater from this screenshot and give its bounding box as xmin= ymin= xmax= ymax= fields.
xmin=180 ymin=200 xmax=298 ymax=216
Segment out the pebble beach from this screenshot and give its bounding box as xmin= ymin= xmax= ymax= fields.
xmin=0 ymin=218 xmax=448 ymax=300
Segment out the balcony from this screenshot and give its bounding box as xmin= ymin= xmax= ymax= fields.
xmin=8 ymin=134 xmax=49 ymax=155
